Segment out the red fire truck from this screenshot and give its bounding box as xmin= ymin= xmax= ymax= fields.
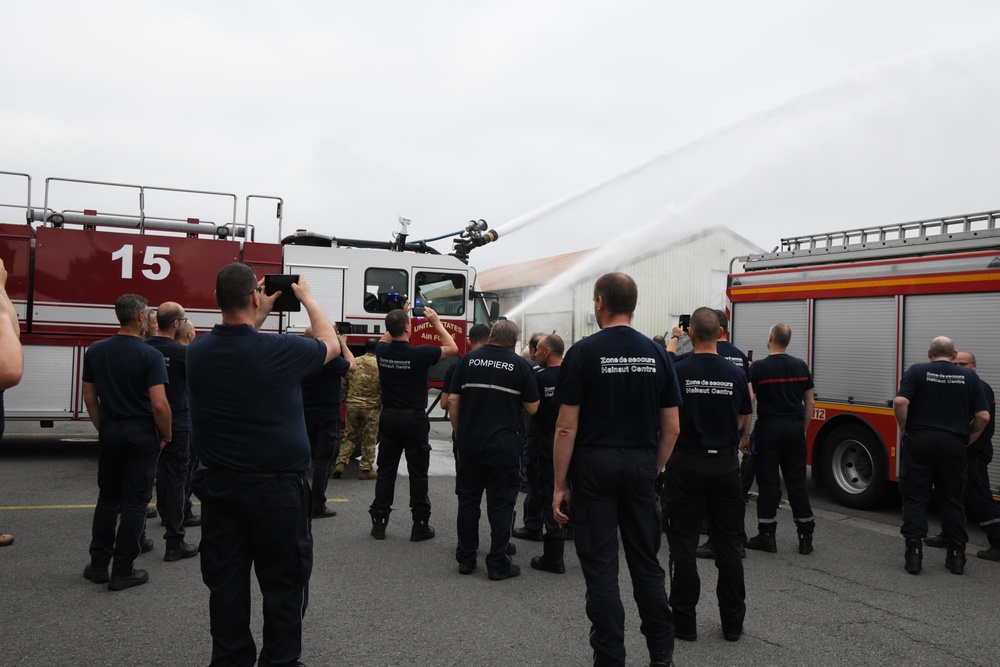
xmin=728 ymin=210 xmax=1000 ymax=509
xmin=0 ymin=171 xmax=500 ymax=424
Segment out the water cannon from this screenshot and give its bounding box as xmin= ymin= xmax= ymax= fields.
xmin=452 ymin=219 xmax=500 ymax=263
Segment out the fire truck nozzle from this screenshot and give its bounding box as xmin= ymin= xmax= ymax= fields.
xmin=451 ymin=220 xmax=499 ymax=263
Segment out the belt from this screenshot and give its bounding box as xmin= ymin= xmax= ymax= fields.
xmin=676 ymin=446 xmax=738 ymax=457
xmin=382 ymin=408 xmax=425 ymax=414
xmin=208 ymin=468 xmax=305 ymax=479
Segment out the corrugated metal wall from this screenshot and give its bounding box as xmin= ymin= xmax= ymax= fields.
xmin=567 ymin=229 xmax=761 ymax=343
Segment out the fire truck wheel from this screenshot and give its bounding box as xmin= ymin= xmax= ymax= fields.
xmin=823 ymin=424 xmax=887 ymax=510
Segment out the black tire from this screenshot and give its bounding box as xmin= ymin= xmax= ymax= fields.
xmin=822 ymin=424 xmax=888 ymax=510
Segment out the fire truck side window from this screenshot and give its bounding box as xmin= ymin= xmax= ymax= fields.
xmin=364 ymin=268 xmax=409 ymax=313
xmin=415 ymin=271 xmax=466 ymax=316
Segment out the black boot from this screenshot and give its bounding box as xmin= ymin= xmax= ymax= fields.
xmin=530 ymin=538 xmax=566 ymax=574
xmin=798 ymin=533 xmax=813 ymax=555
xmin=746 ymin=523 xmax=777 ymax=553
xmin=904 ymin=538 xmax=922 ymax=574
xmin=369 ymin=509 xmax=390 ymax=540
xmin=410 ymin=516 xmax=435 ymax=542
xmin=946 ymin=545 xmax=966 ymax=575
xmin=649 ymin=649 xmax=674 ymax=667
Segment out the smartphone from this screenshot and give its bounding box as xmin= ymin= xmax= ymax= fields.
xmin=678 ymin=314 xmax=690 ymax=332
xmin=264 ymin=274 xmax=301 ymax=312
xmin=336 ymin=321 xmax=353 ymax=335
xmin=747 ymin=349 xmax=754 ymax=362
xmin=412 ymin=298 xmax=425 ymax=318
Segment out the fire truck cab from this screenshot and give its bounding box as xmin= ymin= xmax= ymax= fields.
xmin=729 ymin=210 xmax=1000 ymax=509
xmin=0 ymin=171 xmax=499 ymax=425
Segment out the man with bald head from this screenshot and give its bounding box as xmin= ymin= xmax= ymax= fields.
xmin=146 ymin=301 xmax=198 ymax=561
xmin=895 ymin=337 xmax=990 ymax=575
xmin=746 ymin=322 xmax=815 ymax=556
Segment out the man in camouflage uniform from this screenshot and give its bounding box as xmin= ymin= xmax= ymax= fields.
xmin=337 ymin=337 xmax=381 ymax=480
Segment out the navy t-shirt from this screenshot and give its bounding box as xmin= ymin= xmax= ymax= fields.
xmin=675 ymin=354 xmax=752 ymax=453
xmin=442 ymin=355 xmax=461 ymax=393
xmin=188 ymin=324 xmax=327 ymax=472
xmin=557 ymin=326 xmax=682 ymax=449
xmin=897 ymin=360 xmax=989 ymax=438
xmin=969 ymin=380 xmax=996 ymax=459
xmin=83 ymin=334 xmax=168 ymax=424
xmin=301 ymin=354 xmax=352 ymax=427
xmin=749 ymin=353 xmax=814 ymax=421
xmin=376 ymin=341 xmax=442 ymax=410
xmin=451 ymin=344 xmax=539 ymax=462
xmin=674 ymin=341 xmax=750 ymax=379
xmin=145 ymin=335 xmax=191 ymax=431
xmin=533 ymin=365 xmax=562 ymax=436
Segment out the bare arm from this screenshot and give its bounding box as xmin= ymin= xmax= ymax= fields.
xmin=291 ymin=278 xmax=339 ymax=364
xmin=893 ymin=396 xmax=909 ymax=435
xmin=552 ymin=404 xmax=580 ymax=526
xmin=149 ymin=384 xmax=172 ymax=446
xmin=425 ymin=307 xmax=458 ymax=360
xmin=83 ymin=382 xmax=100 ymax=432
xmin=338 ymin=332 xmax=357 ymax=372
xmin=656 ymin=406 xmax=680 ymax=471
xmin=449 ymin=394 xmax=460 ymax=435
xmin=803 ymin=388 xmax=815 ymax=437
xmin=523 ymin=400 xmax=539 ymax=416
xmin=0 ymin=259 xmax=22 ymax=389
xmin=970 ymin=410 xmax=990 ymax=445
xmin=439 ymin=391 xmax=451 ymax=411
xmin=738 ymin=412 xmax=752 ymax=455
xmin=666 ymin=324 xmax=683 ymax=355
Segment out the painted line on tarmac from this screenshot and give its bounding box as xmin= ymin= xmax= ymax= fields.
xmin=0 ymin=498 xmax=349 ymax=511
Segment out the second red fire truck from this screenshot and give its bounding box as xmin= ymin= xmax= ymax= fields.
xmin=729 ymin=210 xmax=1000 ymax=508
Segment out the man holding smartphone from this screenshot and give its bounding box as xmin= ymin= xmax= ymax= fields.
xmin=188 ymin=264 xmax=339 ymax=667
xmin=369 ymin=301 xmax=457 ymax=541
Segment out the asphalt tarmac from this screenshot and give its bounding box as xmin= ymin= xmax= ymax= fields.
xmin=1 ymin=420 xmax=998 ymax=667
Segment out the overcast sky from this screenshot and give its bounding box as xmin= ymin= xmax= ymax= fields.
xmin=3 ymin=1 xmax=1000 ymax=269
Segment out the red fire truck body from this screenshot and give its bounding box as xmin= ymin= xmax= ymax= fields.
xmin=0 ymin=173 xmax=498 ymax=423
xmin=728 ymin=210 xmax=1000 ymax=508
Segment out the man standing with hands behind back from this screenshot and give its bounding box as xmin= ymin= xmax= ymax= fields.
xmin=553 ymin=272 xmax=681 ymax=667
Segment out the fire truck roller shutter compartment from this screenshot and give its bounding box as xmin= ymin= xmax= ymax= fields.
xmin=729 ymin=300 xmax=808 ymax=361
xmin=282 ymin=264 xmax=346 ymax=334
xmin=903 ymin=292 xmax=1000 ymax=498
xmin=812 ymin=297 xmax=895 ymax=509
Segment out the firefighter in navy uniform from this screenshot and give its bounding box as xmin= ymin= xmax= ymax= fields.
xmin=82 ymin=294 xmax=172 ymax=591
xmin=894 ymin=336 xmax=990 ymax=575
xmin=553 ymin=272 xmax=681 ymax=667
xmin=301 ymin=326 xmax=355 ymax=518
xmin=449 ymin=319 xmax=539 ymax=579
xmin=746 ymin=323 xmax=816 ymax=555
xmin=528 ymin=334 xmax=567 ymax=573
xmin=662 ymin=307 xmax=752 ymax=643
xmin=188 ymin=264 xmax=338 ymax=666
xmin=924 ymin=350 xmax=1000 ymax=562
xmin=370 ymin=302 xmax=457 ymax=541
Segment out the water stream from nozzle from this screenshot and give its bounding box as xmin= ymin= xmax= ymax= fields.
xmin=496 ymin=42 xmax=1000 ymax=325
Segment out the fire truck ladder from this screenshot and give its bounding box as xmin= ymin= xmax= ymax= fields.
xmin=743 ymin=209 xmax=1000 ymax=270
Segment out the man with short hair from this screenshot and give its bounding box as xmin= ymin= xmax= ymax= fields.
xmin=302 ymin=325 xmax=355 ymax=518
xmin=895 ymin=337 xmax=990 ymax=575
xmin=370 ymin=302 xmax=457 ymax=541
xmin=175 ymin=319 xmax=196 ymax=345
xmin=338 ymin=336 xmax=382 ymax=480
xmin=924 ymin=350 xmax=1000 ymax=562
xmin=189 ymin=263 xmax=338 ymax=666
xmin=663 ymin=307 xmax=751 ymax=643
xmin=82 ymin=294 xmax=172 ymax=591
xmin=924 ymin=350 xmax=1000 ymax=561
xmin=450 ymin=319 xmax=539 ymax=579
xmin=441 ymin=323 xmax=490 ymax=466
xmin=173 ymin=319 xmax=200 ymax=526
xmin=528 ymin=334 xmax=568 ymax=574
xmin=553 ymin=272 xmax=681 ymax=667
xmin=145 ymin=302 xmax=198 ymax=561
xmin=746 ymin=323 xmax=816 ymax=555
xmin=513 ymin=330 xmax=547 ymax=540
